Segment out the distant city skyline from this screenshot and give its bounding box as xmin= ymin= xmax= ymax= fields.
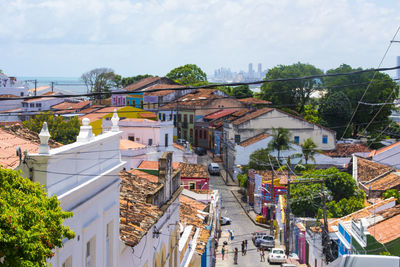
xmin=1 ymin=0 xmax=400 ymax=78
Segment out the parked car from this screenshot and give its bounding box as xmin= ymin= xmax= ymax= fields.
xmin=256 ymin=234 xmax=275 ymax=249
xmin=220 ymin=216 xmax=232 ymax=225
xmin=252 ymin=231 xmax=269 ymax=244
xmin=194 ymin=147 xmax=207 ymax=156
xmin=176 ymin=139 xmax=186 ymax=146
xmin=208 ymin=163 xmax=220 ymax=175
xmin=268 ymin=248 xmax=287 ymax=264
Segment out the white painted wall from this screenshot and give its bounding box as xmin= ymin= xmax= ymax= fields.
xmin=19 ymin=123 xmax=125 ymax=267
xmin=22 ymin=98 xmax=64 ymax=112
xmin=235 ymin=136 xmax=273 ymax=165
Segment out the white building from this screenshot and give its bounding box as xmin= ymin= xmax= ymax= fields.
xmin=21 ymin=92 xmax=64 ymax=113
xmin=17 ymin=114 xmax=125 ymax=267
xmin=0 ymin=73 xmax=29 ymax=113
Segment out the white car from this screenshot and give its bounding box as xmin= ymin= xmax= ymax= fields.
xmin=220 ymin=216 xmax=231 ymax=225
xmin=268 ymin=248 xmax=287 ymax=264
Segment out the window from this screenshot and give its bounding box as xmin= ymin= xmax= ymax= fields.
xmin=169 ymin=113 xmax=172 ymax=121
xmin=173 ymin=114 xmax=176 ymax=123
xmin=184 ymin=114 xmax=188 ymax=123
xmin=148 ymin=139 xmax=153 ymax=146
xmin=30 ymin=103 xmax=34 ymax=107
xmin=199 ymin=129 xmax=202 ymax=139
xmin=234 ymin=135 xmax=241 ymax=144
xmin=189 ymin=182 xmax=195 ymax=190
xmin=140 ymin=100 xmax=143 ymax=109
xmin=62 ymin=256 xmax=72 ymax=267
xmin=159 ymin=113 xmax=162 ymax=120
xmin=128 ymin=135 xmax=135 ymax=141
xmin=162 ymin=113 xmax=166 ymax=121
xmin=190 ymin=115 xmax=193 ymax=123
xmin=106 ymin=222 xmax=113 ymax=267
xmin=178 ymin=114 xmax=182 ymax=122
xmin=165 ymin=134 xmax=168 ymax=147
xmin=36 ymin=103 xmax=42 ymax=107
xmin=20 ymin=92 xmax=24 ymax=96
xmin=135 ymin=137 xmax=140 ymax=142
xmin=190 ymin=129 xmax=193 ymax=140
xmin=294 ymin=136 xmax=300 ymax=144
xmin=322 ymin=135 xmax=328 ymax=144
xmin=86 ymin=236 xmax=96 ymax=267
xmin=204 ymin=130 xmax=208 ymax=139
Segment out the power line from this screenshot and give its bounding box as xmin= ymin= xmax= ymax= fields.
xmin=2 ymin=65 xmax=400 ymax=102
xmin=340 ymin=25 xmax=400 ymax=140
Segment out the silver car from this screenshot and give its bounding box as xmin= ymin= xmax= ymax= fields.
xmin=256 ymin=235 xmax=275 ymax=250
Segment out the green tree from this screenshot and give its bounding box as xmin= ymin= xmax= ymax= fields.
xmin=246 ymin=148 xmax=280 ymax=171
xmin=323 ymin=64 xmax=399 ymax=138
xmin=319 ymin=195 xmax=365 ymax=218
xmin=319 ymin=91 xmax=352 ymax=138
xmin=231 ymin=85 xmax=253 ymax=99
xmin=268 ymin=127 xmax=292 ymax=160
xmin=302 ymin=104 xmax=320 ymax=124
xmin=0 ymin=167 xmax=75 ymax=266
xmin=237 ymin=173 xmax=248 ymax=188
xmin=166 ymin=64 xmax=207 ymax=85
xmin=260 ymin=62 xmax=323 ymax=113
xmin=382 ymin=189 xmax=400 ymax=204
xmin=300 ymin=138 xmax=318 ymax=165
xmin=81 ymin=68 xmax=117 ymax=101
xmin=114 ymin=74 xmax=153 ymax=88
xmin=23 ymin=112 xmax=80 ymax=145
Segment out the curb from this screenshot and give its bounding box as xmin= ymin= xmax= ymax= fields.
xmin=230 ymin=190 xmax=269 ymax=229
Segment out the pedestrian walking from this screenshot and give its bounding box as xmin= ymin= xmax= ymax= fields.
xmin=241 ymin=241 xmax=244 ymax=256
xmin=260 ymin=247 xmax=265 ymax=262
xmin=244 ymin=240 xmax=248 ymax=255
xmin=234 ymin=248 xmax=238 ymax=264
xmin=221 ymin=245 xmax=226 ymax=260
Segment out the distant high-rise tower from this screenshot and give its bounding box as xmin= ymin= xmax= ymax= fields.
xmin=248 ymin=63 xmax=253 ymax=74
xmin=258 ymin=63 xmax=262 ymax=74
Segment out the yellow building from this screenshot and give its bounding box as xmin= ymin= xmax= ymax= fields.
xmin=80 ymin=106 xmax=156 ymax=135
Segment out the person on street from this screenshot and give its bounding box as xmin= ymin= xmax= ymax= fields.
xmin=234 ymin=247 xmax=238 ymax=264
xmin=221 ymin=245 xmax=226 ymax=260
xmin=244 ymin=240 xmax=248 ymax=255
xmin=241 ymin=241 xmax=245 ymax=256
xmin=260 ymin=247 xmax=265 ymax=262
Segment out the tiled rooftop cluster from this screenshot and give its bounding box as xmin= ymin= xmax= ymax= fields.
xmin=119 ymin=170 xmax=164 ymax=247
xmin=324 ymin=143 xmax=371 ymax=157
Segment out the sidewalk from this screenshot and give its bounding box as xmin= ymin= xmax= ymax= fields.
xmin=215 ymin=231 xmax=231 ymax=267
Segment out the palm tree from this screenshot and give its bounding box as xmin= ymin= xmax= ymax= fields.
xmin=301 ymin=137 xmax=318 ymax=165
xmin=268 ymin=127 xmax=291 ymax=160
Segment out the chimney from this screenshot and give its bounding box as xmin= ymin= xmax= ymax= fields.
xmin=158 ymin=152 xmax=173 ymax=201
xmin=38 ymin=122 xmax=50 ymax=154
xmin=76 ymin=118 xmax=94 ymax=142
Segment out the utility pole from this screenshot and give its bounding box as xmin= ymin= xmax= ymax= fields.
xmin=34 ymin=79 xmax=37 ymax=96
xmin=321 ymin=181 xmax=331 ymax=263
xmin=270 ymin=170 xmax=275 ymax=235
xmin=51 ymin=81 xmax=54 ymax=92
xmin=285 ymin=157 xmax=291 ymax=256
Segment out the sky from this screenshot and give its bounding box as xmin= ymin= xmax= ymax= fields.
xmin=1 ymin=0 xmax=400 ymax=78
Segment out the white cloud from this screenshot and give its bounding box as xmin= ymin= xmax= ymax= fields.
xmin=0 ymin=0 xmax=399 ymax=76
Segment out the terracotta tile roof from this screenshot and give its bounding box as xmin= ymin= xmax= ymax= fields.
xmin=367 ymin=172 xmax=400 ymax=191
xmin=369 ymin=213 xmax=400 ymax=243
xmin=173 ymin=142 xmax=185 ymax=151
xmin=324 ymin=143 xmax=371 ymax=157
xmin=160 ymin=89 xmax=228 ymax=110
xmin=195 ymin=227 xmax=210 ymax=254
xmin=143 ymin=84 xmax=186 ymax=96
xmin=325 ymin=197 xmax=396 ymax=232
xmin=121 ymin=118 xmax=157 ymax=123
xmin=356 ymin=157 xmax=393 ymax=183
xmin=120 ymin=139 xmax=146 ymax=150
xmin=138 ymin=112 xmax=157 ymax=119
xmin=137 ymin=160 xmax=180 ymax=170
xmin=178 ymin=163 xmax=208 ymax=179
xmin=232 ymin=107 xmax=273 ymax=125
xmin=128 ymin=169 xmax=159 ymax=183
xmin=79 ymin=106 xmax=122 ymax=122
xmin=123 ymin=77 xmax=163 ymax=92
xmin=119 ymin=170 xmax=164 ymax=247
xmin=180 ymin=195 xmax=207 ymax=229
xmin=239 ymin=133 xmax=270 ymax=147
xmin=22 ymin=92 xmax=60 ymax=103
xmin=203 ymin=109 xmax=236 ymax=120
xmin=237 ymin=98 xmax=271 ymax=105
xmin=227 ymin=109 xmax=251 ymax=122
xmin=0 ymin=124 xmax=61 ymax=169
xmin=51 ymin=101 xmax=91 ymax=112
xmin=369 ymin=141 xmax=400 ymax=157
xmin=0 ymin=94 xmax=18 ymax=98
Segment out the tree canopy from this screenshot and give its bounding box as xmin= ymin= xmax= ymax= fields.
xmin=322 ymin=64 xmax=399 ymax=138
xmin=260 ymin=62 xmax=323 ymax=113
xmin=166 ymin=64 xmax=207 ymax=85
xmin=81 ymin=68 xmax=117 ymax=101
xmin=268 ymin=127 xmax=292 ymax=159
xmin=246 ymin=148 xmax=281 ymax=171
xmin=291 ymin=168 xmax=364 ymax=217
xmin=23 ymin=112 xmax=80 ymax=145
xmin=0 ymin=167 xmax=74 ymax=266
xmin=231 ymin=85 xmax=253 ymax=99
xmin=300 ymin=138 xmax=318 ymax=165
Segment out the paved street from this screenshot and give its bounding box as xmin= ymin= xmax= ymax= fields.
xmin=198 ymin=155 xmax=277 ymax=267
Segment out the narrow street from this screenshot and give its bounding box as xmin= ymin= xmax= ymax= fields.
xmin=198 ymin=155 xmax=277 ymax=267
